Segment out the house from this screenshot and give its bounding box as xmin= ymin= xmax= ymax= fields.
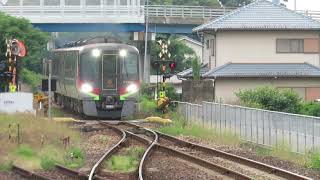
xmin=191 ymin=0 xmax=320 ymax=103
xmin=177 ymin=36 xmax=203 ymax=61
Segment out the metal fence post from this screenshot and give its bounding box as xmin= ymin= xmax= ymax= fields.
xmin=219 ymin=103 xmax=222 ymax=133
xmin=275 ymin=113 xmax=278 ymax=147
xmin=312 ymin=118 xmax=315 ymax=152
xmin=268 ymin=112 xmax=271 ymax=146
xmin=262 ymin=110 xmax=265 ymax=145
xmin=244 ymin=108 xmax=247 ymax=140
xmin=297 ymin=116 xmax=299 ymax=153
xmin=210 ymin=103 xmax=213 ymax=128
xmin=304 ymin=116 xmax=307 ymax=153
xmin=250 ymin=109 xmax=253 ymax=142
xmin=289 ymin=114 xmax=292 ymax=149
xmin=256 ymin=109 xmax=259 ymax=144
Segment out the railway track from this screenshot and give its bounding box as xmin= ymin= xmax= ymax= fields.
xmin=106 ymin=122 xmax=312 ymax=180
xmin=12 ymin=164 xmax=88 ymax=180
xmin=100 ymin=122 xmax=253 ymax=180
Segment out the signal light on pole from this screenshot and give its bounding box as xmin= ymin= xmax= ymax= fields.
xmin=169 ymin=62 xmax=176 ymax=70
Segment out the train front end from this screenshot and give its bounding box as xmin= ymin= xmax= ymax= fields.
xmin=78 ymin=44 xmax=140 ymax=119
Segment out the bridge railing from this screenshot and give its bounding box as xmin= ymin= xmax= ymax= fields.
xmin=146 ymin=5 xmax=234 ymax=18
xmin=0 ymin=5 xmax=145 ymax=17
xmin=1 ymin=5 xmax=320 ymax=21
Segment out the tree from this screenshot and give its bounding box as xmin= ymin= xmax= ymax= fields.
xmin=0 ymin=12 xmax=50 ymax=73
xmin=220 ymin=0 xmax=253 ymax=7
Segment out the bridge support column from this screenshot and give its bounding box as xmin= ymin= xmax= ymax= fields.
xmin=133 ymin=32 xmax=155 ymax=83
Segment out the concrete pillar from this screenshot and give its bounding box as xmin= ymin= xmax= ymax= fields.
xmin=143 ymin=54 xmax=150 ymax=83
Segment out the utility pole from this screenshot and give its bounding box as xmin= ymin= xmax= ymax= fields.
xmin=143 ymin=0 xmax=150 ymax=83
xmin=294 ymin=0 xmax=297 ymax=11
xmin=47 ymin=59 xmax=52 ymax=120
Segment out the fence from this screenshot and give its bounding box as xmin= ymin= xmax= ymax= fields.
xmin=176 ymin=101 xmax=320 ymax=154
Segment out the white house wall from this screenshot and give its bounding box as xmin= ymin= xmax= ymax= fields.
xmin=203 ymin=31 xmax=320 ymax=69
xmin=215 ymin=78 xmax=320 ymax=104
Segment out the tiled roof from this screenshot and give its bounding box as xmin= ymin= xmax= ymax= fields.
xmin=193 ymin=0 xmax=320 ymax=32
xmin=177 ymin=64 xmax=210 ymax=78
xmin=203 ymin=63 xmax=320 ymax=78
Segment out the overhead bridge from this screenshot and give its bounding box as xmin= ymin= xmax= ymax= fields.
xmin=0 ymin=0 xmax=319 ymax=33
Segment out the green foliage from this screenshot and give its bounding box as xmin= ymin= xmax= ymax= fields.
xmin=310 ymin=151 xmax=320 ymax=170
xmin=64 ymin=146 xmax=84 ymax=169
xmin=15 ymin=145 xmax=36 ymax=158
xmin=220 ymin=0 xmax=253 ymax=6
xmin=299 ymin=102 xmax=320 ymax=117
xmin=0 ymin=12 xmax=50 ymax=73
xmin=166 ymin=84 xmax=179 ymax=101
xmin=20 ymin=68 xmax=42 ymax=92
xmin=192 ymin=57 xmax=201 ymax=81
xmin=0 ymin=161 xmax=13 ymax=172
xmin=140 ymin=95 xmax=157 ymax=115
xmin=236 ymin=87 xmax=302 ymax=113
xmin=40 ymin=156 xmax=56 ymax=170
xmin=99 ymin=135 xmax=109 ymax=144
xmin=140 ymin=83 xmax=154 ymax=99
xmin=106 ymin=146 xmax=144 ymax=172
xmin=127 ymin=146 xmax=145 ymax=158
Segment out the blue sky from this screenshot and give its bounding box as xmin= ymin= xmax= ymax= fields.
xmin=279 ymin=0 xmax=320 ymax=11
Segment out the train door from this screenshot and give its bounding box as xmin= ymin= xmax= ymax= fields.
xmin=102 ymin=54 xmax=118 ymax=93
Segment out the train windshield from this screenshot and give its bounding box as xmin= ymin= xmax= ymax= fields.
xmin=80 ymin=52 xmax=100 ymax=84
xmin=122 ymin=53 xmax=139 ymax=80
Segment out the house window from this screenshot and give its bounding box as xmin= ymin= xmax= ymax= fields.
xmin=276 ymin=39 xmax=304 ymax=53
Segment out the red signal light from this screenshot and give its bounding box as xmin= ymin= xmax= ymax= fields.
xmin=169 ymin=62 xmax=176 ymax=70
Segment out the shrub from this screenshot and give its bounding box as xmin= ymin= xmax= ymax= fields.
xmin=299 ymin=102 xmax=320 ymax=117
xmin=236 ymin=87 xmax=302 ymax=113
xmin=40 ymin=156 xmax=56 ymax=170
xmin=166 ymin=84 xmax=179 ymax=101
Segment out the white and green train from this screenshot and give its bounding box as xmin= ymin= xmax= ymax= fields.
xmin=51 ymin=38 xmax=140 ymax=119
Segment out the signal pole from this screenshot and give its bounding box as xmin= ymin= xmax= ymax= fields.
xmin=143 ymin=0 xmax=150 ymax=83
xmin=47 ymin=59 xmax=52 ymax=120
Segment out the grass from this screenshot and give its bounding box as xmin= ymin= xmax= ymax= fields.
xmin=99 ymin=135 xmax=108 ymax=144
xmin=105 ymin=146 xmax=144 ymax=173
xmin=51 ymin=107 xmax=65 ymax=117
xmin=0 ymin=161 xmax=13 ymax=172
xmin=310 ymin=151 xmax=320 ymax=170
xmin=64 ymin=147 xmax=85 ymax=169
xmin=157 ymin=112 xmax=241 ymax=146
xmin=0 ymin=114 xmax=83 ymax=171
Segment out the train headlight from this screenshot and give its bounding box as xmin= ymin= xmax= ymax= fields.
xmin=92 ymin=49 xmax=101 ymax=57
xmin=119 ymin=49 xmax=127 ymax=57
xmin=126 ymin=84 xmax=138 ymax=93
xmin=81 ymin=83 xmax=93 ymax=93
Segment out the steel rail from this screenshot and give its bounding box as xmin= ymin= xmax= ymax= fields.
xmin=136 ymin=128 xmax=158 ymax=180
xmin=88 ymin=124 xmax=127 ymax=180
xmin=12 ymin=165 xmax=51 ymax=180
xmin=121 ymin=124 xmax=252 ymax=180
xmin=125 ymin=122 xmax=312 ymax=180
